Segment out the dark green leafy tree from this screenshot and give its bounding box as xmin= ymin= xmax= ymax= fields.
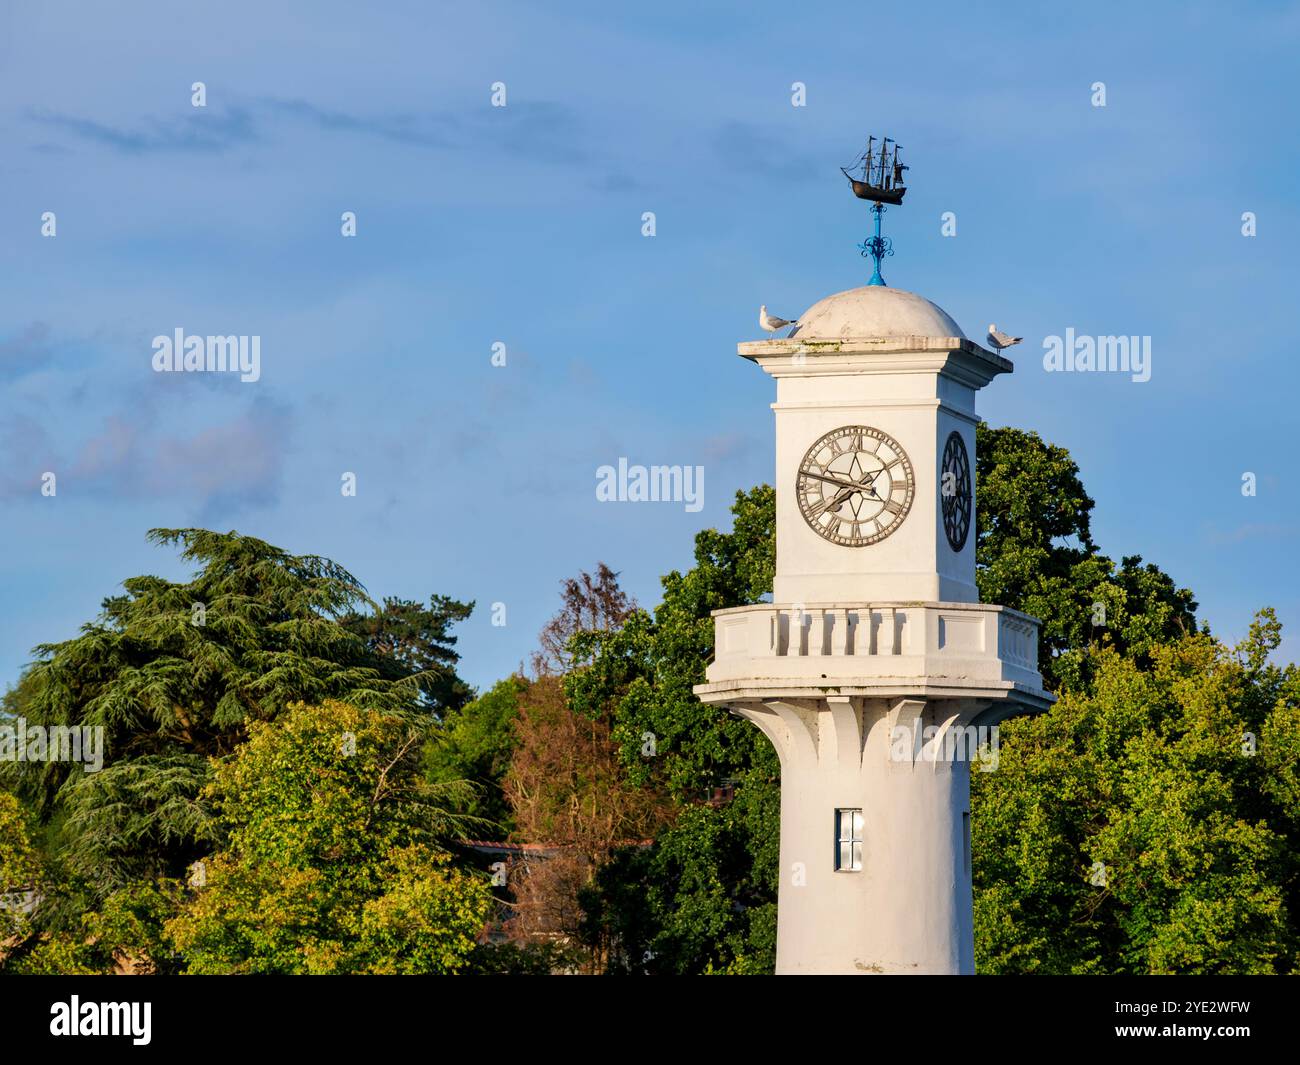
xmin=2 ymin=528 xmax=472 ymax=919
xmin=5 ymin=878 xmax=185 ymax=975
xmin=341 ymin=595 xmax=474 ymax=712
xmin=974 ymin=424 xmax=1198 ymax=691
xmin=424 ymin=675 xmax=527 ymax=829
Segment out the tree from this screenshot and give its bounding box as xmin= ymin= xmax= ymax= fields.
xmin=5 ymin=879 xmax=185 ymax=975
xmin=3 ymin=528 xmax=473 ymax=911
xmin=424 ymin=675 xmax=527 ymax=830
xmin=164 ymin=700 xmax=492 ymax=974
xmin=975 ymin=425 xmax=1198 ymax=691
xmin=499 ymin=566 xmax=668 ymax=970
xmin=341 ymin=595 xmax=474 ymax=712
xmin=972 ymin=618 xmax=1299 ymax=973
xmin=503 ymin=674 xmax=672 ymax=968
xmin=534 ymin=563 xmax=634 ymax=676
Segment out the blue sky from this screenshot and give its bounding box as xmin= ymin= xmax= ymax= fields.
xmin=1 ymin=0 xmax=1297 ymax=693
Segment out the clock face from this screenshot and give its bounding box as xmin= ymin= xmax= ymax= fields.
xmin=941 ymin=430 xmax=972 ymax=551
xmin=796 ymin=425 xmax=915 ymax=546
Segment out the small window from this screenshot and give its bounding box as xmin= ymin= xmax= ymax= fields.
xmin=835 ymin=808 xmax=863 ymax=871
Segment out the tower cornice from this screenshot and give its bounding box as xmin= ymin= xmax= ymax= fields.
xmin=738 ymin=336 xmax=1014 ymax=390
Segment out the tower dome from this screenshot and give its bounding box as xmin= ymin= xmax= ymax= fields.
xmin=789 ymin=286 xmax=966 ymax=341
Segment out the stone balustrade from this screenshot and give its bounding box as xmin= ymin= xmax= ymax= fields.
xmin=704 ymin=600 xmax=1046 ymax=698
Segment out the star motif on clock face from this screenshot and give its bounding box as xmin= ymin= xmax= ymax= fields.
xmin=941 ymin=430 xmax=972 ymax=552
xmin=796 ymin=425 xmax=915 ymax=546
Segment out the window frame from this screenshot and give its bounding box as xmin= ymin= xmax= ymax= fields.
xmin=834 ymin=807 xmax=863 ymax=872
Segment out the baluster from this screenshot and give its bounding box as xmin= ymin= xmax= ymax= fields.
xmin=881 ymin=607 xmax=898 ymax=655
xmin=852 ymin=609 xmax=873 ymax=656
xmin=830 ymin=607 xmax=849 ymax=655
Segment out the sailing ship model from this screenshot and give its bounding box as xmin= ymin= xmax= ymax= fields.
xmin=840 ymin=135 xmax=908 ymax=205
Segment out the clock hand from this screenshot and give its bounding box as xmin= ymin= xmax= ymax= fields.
xmin=803 ymin=468 xmax=884 ymax=497
xmin=801 ymin=470 xmax=856 ymax=490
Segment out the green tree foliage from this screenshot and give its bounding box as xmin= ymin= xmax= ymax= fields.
xmin=580 ymin=791 xmax=778 ymax=975
xmin=341 ymin=595 xmax=474 ymax=712
xmin=165 ymin=700 xmax=492 ymax=974
xmin=2 ymin=426 xmax=1283 ymax=976
xmin=4 ymin=528 xmax=472 ymax=908
xmin=973 ymin=618 xmax=1300 ymax=973
xmin=1 ymin=790 xmax=180 ymax=974
xmin=6 ymin=880 xmax=185 ymax=975
xmin=425 ymin=675 xmax=526 ymax=829
xmin=974 ymin=425 xmax=1198 ymax=690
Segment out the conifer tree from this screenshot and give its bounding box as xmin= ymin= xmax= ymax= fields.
xmin=3 ymin=528 xmax=472 ymax=907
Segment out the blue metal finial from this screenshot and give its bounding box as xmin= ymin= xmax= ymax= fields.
xmin=858 ymin=202 xmax=893 ymax=286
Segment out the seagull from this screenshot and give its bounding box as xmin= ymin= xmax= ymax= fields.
xmin=987 ymin=324 xmax=1023 ymax=352
xmin=760 ymin=305 xmax=798 ymax=334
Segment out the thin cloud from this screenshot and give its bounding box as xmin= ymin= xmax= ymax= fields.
xmin=700 ymin=431 xmax=754 ymax=464
xmin=74 ymin=398 xmax=291 ymax=511
xmin=0 ymin=399 xmax=291 ymax=514
xmin=0 ymin=322 xmax=54 ymax=381
xmin=28 ymin=106 xmax=259 ymax=154
xmin=262 ymin=96 xmax=588 ymax=164
xmin=259 ymin=97 xmax=459 ymax=149
xmin=0 ymin=414 xmax=59 ymax=496
xmin=29 ymin=97 xmax=587 ymax=165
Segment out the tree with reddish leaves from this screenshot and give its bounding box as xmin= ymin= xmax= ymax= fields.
xmin=503 ymin=566 xmax=671 ymax=972
xmin=533 ymin=563 xmax=633 ymax=677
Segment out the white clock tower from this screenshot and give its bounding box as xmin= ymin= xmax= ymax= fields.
xmin=695 ymin=284 xmax=1053 ymax=975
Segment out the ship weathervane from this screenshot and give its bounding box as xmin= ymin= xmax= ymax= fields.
xmin=841 ymin=135 xmax=908 ymax=286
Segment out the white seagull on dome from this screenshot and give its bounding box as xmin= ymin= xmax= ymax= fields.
xmin=760 ymin=305 xmax=798 ymax=334
xmin=986 ymin=324 xmax=1023 ymax=352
